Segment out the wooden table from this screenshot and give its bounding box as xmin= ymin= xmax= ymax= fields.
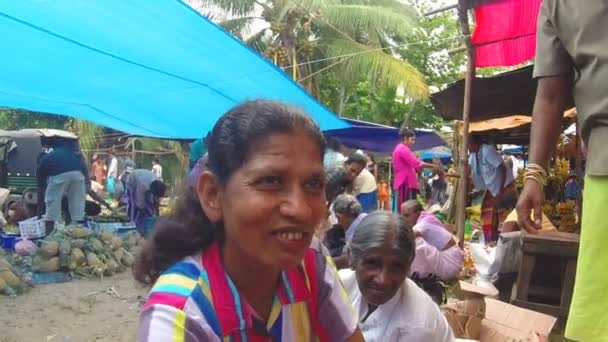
xmin=512 ymin=231 xmax=579 ymax=326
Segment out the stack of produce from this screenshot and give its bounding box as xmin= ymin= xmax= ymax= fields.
xmin=554 ymin=157 xmax=570 ymax=184
xmin=458 ymin=243 xmax=477 ymax=280
xmin=556 ymin=200 xmax=577 ymax=233
xmin=543 ymin=201 xmax=556 ymax=218
xmin=515 ymin=168 xmax=525 ymax=189
xmin=31 ymin=225 xmax=143 ymax=278
xmin=0 ymin=251 xmax=30 ymax=295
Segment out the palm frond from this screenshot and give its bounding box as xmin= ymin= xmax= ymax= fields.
xmin=246 ymin=28 xmax=272 ymax=52
xmin=72 ymin=120 xmax=103 ymax=160
xmin=341 ymin=0 xmax=418 ymax=16
xmin=219 ymin=17 xmax=258 ymax=38
xmin=196 ymin=0 xmax=257 ymax=17
xmin=323 ymin=39 xmax=428 ymax=98
xmin=322 ymin=5 xmax=418 ymax=37
xmin=277 ymin=0 xmax=345 ymax=23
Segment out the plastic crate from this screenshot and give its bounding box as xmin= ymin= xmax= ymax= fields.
xmin=18 ymin=217 xmax=47 ymax=239
xmin=0 ymin=232 xmax=21 ymax=250
xmin=87 ymin=220 xmax=136 ymax=233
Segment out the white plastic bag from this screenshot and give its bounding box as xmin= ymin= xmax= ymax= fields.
xmin=488 ymin=231 xmax=522 ymax=275
xmin=469 ymin=229 xmax=496 ymax=278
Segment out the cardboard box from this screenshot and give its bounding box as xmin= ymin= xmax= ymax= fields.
xmin=479 ymin=298 xmax=556 ymax=341
xmin=443 ymin=281 xmax=556 ymax=341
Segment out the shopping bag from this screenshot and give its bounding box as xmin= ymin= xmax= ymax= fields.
xmin=469 ymin=229 xmax=496 ymax=277
xmin=488 ymin=231 xmax=522 ymax=275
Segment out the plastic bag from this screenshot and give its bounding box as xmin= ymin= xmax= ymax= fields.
xmin=469 ymin=229 xmax=496 ymax=277
xmin=488 ymin=231 xmax=522 ymax=275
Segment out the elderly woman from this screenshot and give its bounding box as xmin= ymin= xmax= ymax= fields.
xmin=323 ymin=194 xmax=366 ymax=256
xmin=339 ymin=211 xmax=454 ymax=341
xmin=136 ymin=101 xmax=363 ymax=341
xmin=401 ymin=200 xmax=464 ymax=282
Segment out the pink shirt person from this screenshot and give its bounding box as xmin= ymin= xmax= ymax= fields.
xmin=392 ymin=142 xmax=421 ymax=190
xmin=401 ymin=200 xmax=464 ymax=281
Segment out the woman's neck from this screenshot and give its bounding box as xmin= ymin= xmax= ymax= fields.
xmin=221 ymin=241 xmax=280 ymax=322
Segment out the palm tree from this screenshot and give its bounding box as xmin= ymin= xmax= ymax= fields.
xmin=188 ymin=0 xmax=428 ymax=112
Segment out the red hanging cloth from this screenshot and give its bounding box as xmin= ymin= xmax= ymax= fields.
xmin=471 ymin=0 xmax=542 ymax=67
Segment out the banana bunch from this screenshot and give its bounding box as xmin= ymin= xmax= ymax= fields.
xmin=554 ymin=158 xmax=570 ymax=184
xmin=556 ymin=200 xmax=577 ymax=233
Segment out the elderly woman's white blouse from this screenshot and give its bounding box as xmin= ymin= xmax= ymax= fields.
xmin=339 ymin=269 xmax=455 ymax=342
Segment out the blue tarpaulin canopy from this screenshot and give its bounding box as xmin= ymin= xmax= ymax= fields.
xmin=419 ymin=145 xmax=452 ymax=161
xmin=325 ymin=118 xmax=446 ymax=153
xmin=0 ymin=1 xmax=348 ymax=139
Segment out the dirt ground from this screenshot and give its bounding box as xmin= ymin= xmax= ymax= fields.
xmin=0 ymin=272 xmax=147 ymax=342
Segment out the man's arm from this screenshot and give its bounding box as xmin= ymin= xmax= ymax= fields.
xmin=517 ymin=76 xmax=572 ymax=232
xmin=528 ymin=77 xmax=572 ymax=168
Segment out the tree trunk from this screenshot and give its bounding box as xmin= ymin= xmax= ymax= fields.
xmin=369 ymin=72 xmax=378 ymax=113
xmin=337 ymin=85 xmax=346 ymax=115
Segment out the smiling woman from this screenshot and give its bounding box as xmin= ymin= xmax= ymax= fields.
xmin=339 ymin=211 xmax=455 ymax=342
xmin=134 ymin=100 xmax=363 ymax=342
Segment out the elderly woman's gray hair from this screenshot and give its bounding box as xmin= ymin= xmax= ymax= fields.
xmin=349 ymin=211 xmax=416 ymax=265
xmin=333 ymin=194 xmax=362 ymax=217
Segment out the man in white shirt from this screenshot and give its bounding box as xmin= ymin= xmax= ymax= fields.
xmin=469 ymin=136 xmax=517 ymax=242
xmin=352 ymin=167 xmax=378 ymax=212
xmin=151 ymin=158 xmax=163 ymax=180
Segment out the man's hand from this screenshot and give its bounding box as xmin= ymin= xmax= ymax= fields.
xmin=516 ymin=180 xmax=544 ymax=233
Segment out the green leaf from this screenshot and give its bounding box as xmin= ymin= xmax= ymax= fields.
xmin=322 ymin=4 xmax=417 ymax=36
xmin=219 ymin=17 xmax=258 ymax=38
xmin=324 ymin=39 xmax=428 ymax=98
xmin=196 ymin=0 xmax=257 ymax=16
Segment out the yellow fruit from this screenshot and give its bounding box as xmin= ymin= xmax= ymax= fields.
xmin=39 ymin=240 xmax=59 ymax=258
xmin=70 ymin=248 xmax=85 ymax=265
xmin=100 ymin=231 xmax=114 ymax=243
xmin=104 ymin=259 xmax=118 ymax=276
xmin=69 ymin=227 xmax=92 ymax=239
xmin=110 ymin=237 xmax=123 ymax=250
xmin=0 ymin=270 xmax=20 ymax=287
xmin=33 ymin=257 xmax=60 ymax=273
xmin=113 ymin=249 xmax=124 ymax=262
xmin=0 ymin=258 xmax=12 ymax=271
xmin=121 ymin=253 xmax=135 ymax=267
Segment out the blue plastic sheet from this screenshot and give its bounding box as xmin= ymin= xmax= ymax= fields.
xmin=326 ymin=119 xmax=446 ymax=153
xmin=0 ymin=1 xmax=348 ymax=139
xmin=419 ymin=146 xmax=452 ymax=160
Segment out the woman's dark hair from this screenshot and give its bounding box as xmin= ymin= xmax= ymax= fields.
xmin=150 ymin=180 xmax=166 ymax=197
xmin=399 ymin=128 xmax=416 ymax=139
xmin=345 ymin=153 xmax=368 ymax=167
xmin=134 ymin=100 xmax=325 ymax=284
xmin=325 ymin=137 xmax=342 ymax=151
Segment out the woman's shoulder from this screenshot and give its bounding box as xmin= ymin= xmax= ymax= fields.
xmin=143 ymin=254 xmax=205 ymax=311
xmin=337 ymin=268 xmax=357 ymax=293
xmin=401 ymin=279 xmax=453 ymax=338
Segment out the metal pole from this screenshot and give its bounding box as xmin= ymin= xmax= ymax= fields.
xmin=424 ymin=4 xmax=458 ymax=17
xmin=456 ymin=0 xmax=476 ymax=247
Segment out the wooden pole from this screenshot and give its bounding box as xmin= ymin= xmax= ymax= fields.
xmin=456 ymin=1 xmax=476 ymax=246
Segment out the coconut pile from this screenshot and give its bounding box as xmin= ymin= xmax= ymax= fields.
xmin=0 ymin=226 xmax=144 ymax=295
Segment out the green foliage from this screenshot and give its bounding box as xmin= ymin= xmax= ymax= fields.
xmin=0 ymin=108 xmax=67 ymax=130
xmin=71 ymin=120 xmax=104 ymax=161
xmin=197 ymin=0 xmax=428 ymax=100
xmin=316 ymin=0 xmax=464 ymax=128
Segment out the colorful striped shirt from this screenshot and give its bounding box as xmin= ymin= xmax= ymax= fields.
xmin=138 ymin=239 xmax=358 ymax=341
